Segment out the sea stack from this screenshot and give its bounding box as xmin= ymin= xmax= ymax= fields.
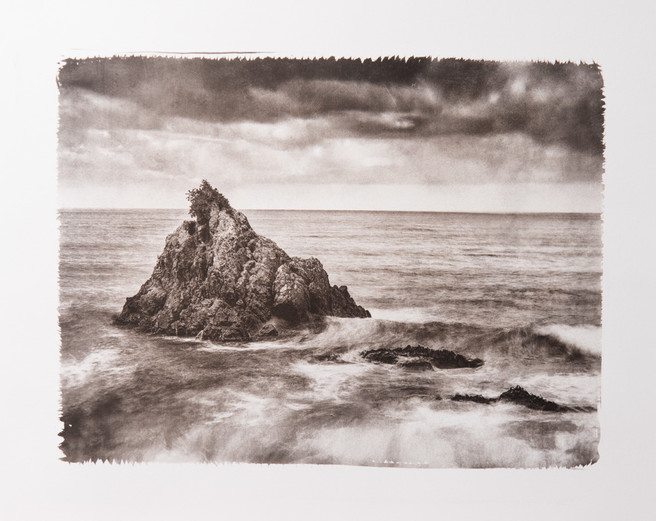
xmin=116 ymin=181 xmax=370 ymax=341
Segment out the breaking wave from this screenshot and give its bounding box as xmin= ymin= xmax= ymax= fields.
xmin=534 ymin=324 xmax=601 ymax=357
xmin=227 ymin=316 xmax=602 ymax=365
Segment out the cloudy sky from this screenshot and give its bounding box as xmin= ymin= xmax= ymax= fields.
xmin=58 ymin=57 xmax=604 ymax=212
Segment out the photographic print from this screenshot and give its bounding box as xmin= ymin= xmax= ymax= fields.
xmin=58 ymin=56 xmax=603 ymax=467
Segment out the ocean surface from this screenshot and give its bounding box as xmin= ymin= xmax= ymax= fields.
xmin=59 ymin=209 xmax=602 ymax=467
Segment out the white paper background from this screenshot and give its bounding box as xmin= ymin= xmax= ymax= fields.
xmin=1 ymin=1 xmax=655 ymax=519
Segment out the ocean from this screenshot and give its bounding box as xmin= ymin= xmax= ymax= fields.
xmin=59 ymin=209 xmax=602 ymax=467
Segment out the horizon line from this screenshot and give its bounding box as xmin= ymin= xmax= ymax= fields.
xmin=58 ymin=207 xmax=601 ymax=216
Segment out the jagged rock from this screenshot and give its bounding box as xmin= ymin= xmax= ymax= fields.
xmin=361 ymin=345 xmax=484 ymax=369
xmin=361 ymin=350 xmax=398 ymax=365
xmin=449 ymin=386 xmax=588 ymax=412
xmin=116 ymin=181 xmax=370 ymax=341
xmin=498 ymin=386 xmax=568 ymax=412
xmin=451 ymin=393 xmax=496 ymax=404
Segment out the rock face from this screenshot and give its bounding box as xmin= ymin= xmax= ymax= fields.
xmin=116 ymin=181 xmax=370 ymax=341
xmin=361 ymin=345 xmax=484 ymax=370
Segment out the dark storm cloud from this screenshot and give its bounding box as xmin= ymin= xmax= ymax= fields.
xmin=57 ymin=57 xmax=604 ymax=210
xmin=59 ymin=57 xmax=604 ymax=154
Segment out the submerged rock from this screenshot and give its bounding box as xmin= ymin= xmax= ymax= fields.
xmin=361 ymin=350 xmax=399 ymax=365
xmin=116 ymin=181 xmax=370 ymax=341
xmin=449 ymin=385 xmax=588 ymax=412
xmin=398 ymin=360 xmax=434 ymax=371
xmin=361 ymin=344 xmax=484 ymax=369
xmin=312 ymin=352 xmax=347 ymax=363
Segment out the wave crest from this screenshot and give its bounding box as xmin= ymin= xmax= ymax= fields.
xmin=226 ymin=316 xmax=601 ymax=365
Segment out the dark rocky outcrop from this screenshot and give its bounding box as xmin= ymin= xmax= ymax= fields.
xmin=361 ymin=344 xmax=484 ymax=370
xmin=362 ymin=349 xmax=400 ymax=365
xmin=498 ymin=385 xmax=567 ymax=412
xmin=449 ymin=386 xmax=595 ymax=412
xmin=451 ymin=393 xmax=497 ymax=404
xmin=116 ymin=181 xmax=370 ymax=341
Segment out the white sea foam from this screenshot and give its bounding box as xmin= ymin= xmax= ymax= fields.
xmin=198 ymin=316 xmax=404 ymax=354
xmin=206 ymin=411 xmax=235 ymax=424
xmin=222 ymin=392 xmax=275 ymax=427
xmin=148 ymin=396 xmax=599 ymax=467
xmin=198 ymin=339 xmax=313 ymax=353
xmin=291 ymin=360 xmax=371 ymax=401
xmin=368 ymin=307 xmax=440 ymax=323
xmin=60 ymin=348 xmax=129 ymax=387
xmin=512 ymin=373 xmax=601 ymax=406
xmin=297 ymin=401 xmax=599 ymax=468
xmin=535 ymin=324 xmax=602 ymax=356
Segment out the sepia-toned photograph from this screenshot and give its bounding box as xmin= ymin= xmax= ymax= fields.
xmin=58 ymin=56 xmax=603 ymax=467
